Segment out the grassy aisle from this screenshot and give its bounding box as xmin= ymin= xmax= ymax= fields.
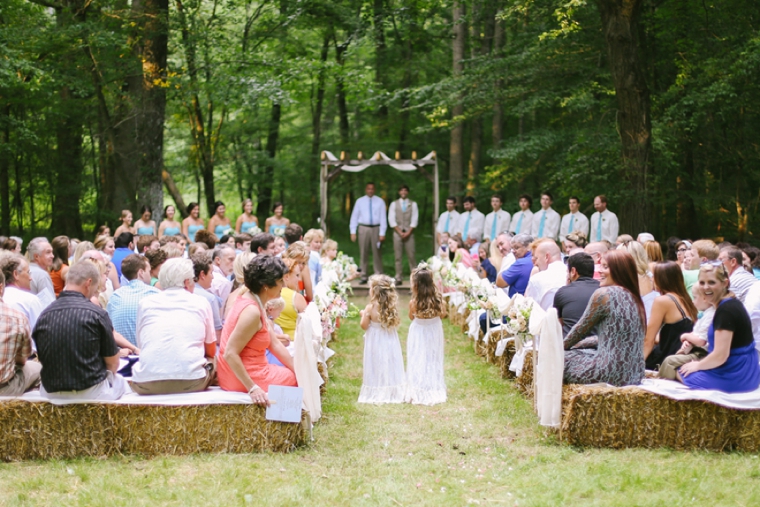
xmin=1 ymin=296 xmax=760 ymax=506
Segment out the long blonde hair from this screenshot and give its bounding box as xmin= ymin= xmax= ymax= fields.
xmin=411 ymin=266 xmax=444 ymax=319
xmin=369 ymin=274 xmax=400 ymax=329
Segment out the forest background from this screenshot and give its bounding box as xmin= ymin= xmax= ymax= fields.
xmin=1 ymin=0 xmax=759 ymax=253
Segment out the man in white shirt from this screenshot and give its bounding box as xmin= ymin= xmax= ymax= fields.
xmin=192 ymin=252 xmax=224 ymax=343
xmin=131 ymin=258 xmax=216 ymax=395
xmin=719 ymin=246 xmax=757 ymax=303
xmin=436 ymin=196 xmax=460 ymax=246
xmin=585 ymin=241 xmax=609 ymax=281
xmin=559 ymin=196 xmax=590 ymax=242
xmin=589 ymin=195 xmax=619 ymax=243
xmin=525 ymin=241 xmax=567 ymax=311
xmin=495 ymin=232 xmax=516 ymax=280
xmin=0 ymin=254 xmax=43 ymax=332
xmin=509 ymin=194 xmax=534 ymax=235
xmin=743 ymin=282 xmax=760 ymax=354
xmin=210 ymin=245 xmax=235 ymax=307
xmin=456 ymin=196 xmax=485 ymax=251
xmin=531 ymin=192 xmax=561 ymax=240
xmin=26 ymin=237 xmax=55 ymax=308
xmin=349 ymin=182 xmax=387 ymax=283
xmin=483 ymin=194 xmax=511 ymax=242
xmin=388 ymin=185 xmax=418 ymax=285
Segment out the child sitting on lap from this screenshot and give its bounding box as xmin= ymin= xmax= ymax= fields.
xmin=265 ymin=297 xmax=293 ymax=367
xmin=658 ymin=286 xmax=713 ymax=379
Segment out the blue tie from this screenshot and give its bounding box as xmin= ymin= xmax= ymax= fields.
xmin=538 ymin=211 xmax=546 ymax=237
xmin=568 ymin=213 xmax=574 ymax=233
xmin=597 ymin=213 xmax=602 ymax=241
xmin=516 ymin=213 xmax=523 ymax=233
xmin=401 ymin=200 xmax=407 ymax=212
xmin=444 ymin=213 xmax=450 ymax=233
xmin=463 ymin=213 xmax=471 ymax=240
xmin=490 ymin=213 xmax=498 ymax=240
xmin=369 ymin=198 xmax=373 ymax=226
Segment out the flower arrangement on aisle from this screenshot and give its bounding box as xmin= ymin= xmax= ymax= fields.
xmin=322 ymin=252 xmax=359 ymax=284
xmin=314 ymin=252 xmax=358 ymax=342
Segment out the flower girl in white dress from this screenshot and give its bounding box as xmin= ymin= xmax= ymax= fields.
xmin=358 ymin=275 xmax=406 ymax=404
xmin=405 ymin=265 xmax=447 ymax=405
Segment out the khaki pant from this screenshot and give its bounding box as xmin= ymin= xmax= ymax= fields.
xmin=131 ymin=362 xmax=215 ymax=396
xmin=358 ymin=225 xmax=383 ymax=279
xmin=393 ymin=230 xmax=416 ymax=283
xmin=658 ymin=351 xmax=707 ymax=380
xmin=0 ymin=361 xmax=42 ymax=396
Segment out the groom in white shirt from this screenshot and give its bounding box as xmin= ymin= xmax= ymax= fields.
xmin=531 ymin=192 xmax=560 ymax=240
xmin=350 ymin=182 xmax=387 ymax=283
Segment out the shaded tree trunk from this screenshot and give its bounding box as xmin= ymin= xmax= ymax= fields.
xmin=310 ymin=33 xmax=330 ymax=219
xmin=492 ymin=5 xmax=504 ymax=148
xmin=597 ymin=0 xmax=652 ymax=234
xmin=257 ymin=103 xmax=281 ymax=218
xmin=374 ymin=0 xmax=389 ymax=138
xmin=449 ymin=0 xmax=466 ymax=197
xmin=334 ymin=35 xmax=351 ymax=147
xmin=0 ymin=105 xmax=10 ymax=233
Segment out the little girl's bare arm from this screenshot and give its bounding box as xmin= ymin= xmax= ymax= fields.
xmin=360 ymin=304 xmax=373 ymax=330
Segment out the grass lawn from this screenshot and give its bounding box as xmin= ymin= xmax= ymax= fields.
xmin=2 ymin=295 xmax=760 ymax=506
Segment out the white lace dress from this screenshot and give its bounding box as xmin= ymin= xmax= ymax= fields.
xmin=404 ymin=317 xmax=447 ymax=405
xmin=358 ymin=321 xmax=406 ymax=404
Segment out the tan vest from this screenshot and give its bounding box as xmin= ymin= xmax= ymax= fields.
xmin=394 ymin=199 xmax=414 ymax=231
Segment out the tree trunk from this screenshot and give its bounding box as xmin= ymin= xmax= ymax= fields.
xmin=257 ymin=103 xmax=281 ymax=218
xmin=51 ymin=85 xmax=85 ymax=238
xmin=335 ymin=36 xmax=351 ymax=146
xmin=374 ymin=0 xmax=389 ymax=137
xmin=449 ymin=0 xmax=466 ymax=197
xmin=492 ymin=5 xmax=504 ymax=148
xmin=311 ymin=33 xmax=330 ymax=219
xmin=596 ymin=0 xmax=652 ymax=235
xmin=0 ymin=105 xmax=10 ymax=233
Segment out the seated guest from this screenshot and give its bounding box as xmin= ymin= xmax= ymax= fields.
xmin=563 ymin=250 xmax=646 ymax=386
xmin=35 ymin=261 xmax=129 ymax=401
xmin=683 ymin=239 xmax=720 ymax=293
xmin=145 ymin=248 xmax=167 ymax=287
xmin=274 ymin=258 xmax=308 ymax=340
xmin=678 ymin=264 xmax=760 ymax=393
xmin=250 ymin=232 xmax=276 ymax=255
xmin=161 ymin=243 xmax=184 ymax=259
xmin=524 ymin=240 xmax=566 ymax=311
xmin=27 ymin=237 xmax=56 ymax=308
xmin=644 ymin=240 xmax=663 ymax=265
xmin=554 ymin=253 xmax=600 ymax=336
xmin=130 ymin=258 xmax=216 ymax=395
xmin=494 ymin=232 xmax=515 ymax=276
xmin=320 ymin=239 xmax=338 ymax=265
xmin=562 ymin=232 xmax=587 ymax=256
xmin=234 ymin=233 xmax=253 ymax=255
xmin=283 ymin=241 xmax=313 ymax=302
xmin=447 ymin=234 xmax=472 ymax=268
xmin=107 ymin=254 xmax=159 ymax=347
xmin=304 ymin=229 xmax=324 ymax=287
xmin=475 ymin=242 xmax=497 ymax=283
xmin=284 ymin=223 xmax=303 ymax=246
xmin=496 ymin=233 xmax=534 ymax=297
xmin=658 ymin=285 xmax=713 ymax=379
xmin=210 ymin=245 xmax=235 ymax=306
xmin=218 ymin=255 xmax=297 ymax=405
xmin=637 ymin=232 xmax=655 ymax=244
xmin=620 ymin=240 xmax=659 ymax=319
xmin=224 ymin=251 xmax=256 ymax=318
xmin=584 ymin=241 xmax=609 ymax=280
xmin=719 ymin=246 xmax=757 ymax=303
xmin=0 ymin=253 xmax=44 ymax=331
xmin=194 ymin=229 xmax=218 ymax=250
xmin=49 ymin=235 xmax=70 ymax=297
xmin=192 ymin=253 xmax=224 ymax=342
xmin=744 ymin=281 xmax=760 ymax=353
xmin=136 ymin=234 xmax=159 ymax=254
xmin=674 ymin=239 xmax=690 ymax=267
xmin=111 ymin=232 xmax=135 ymax=280
xmin=265 ymin=297 xmax=292 ymax=367
xmin=643 ymin=261 xmax=698 ymax=370
xmin=0 ymin=271 xmax=42 ymax=396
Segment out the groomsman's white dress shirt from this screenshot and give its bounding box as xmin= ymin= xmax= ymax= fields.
xmin=456 ymin=210 xmax=485 ymax=241
xmin=559 ymin=212 xmax=590 ymax=242
xmin=436 ymin=210 xmax=460 ymax=236
xmin=509 ymin=209 xmax=533 ymax=235
xmin=589 ymin=209 xmax=619 ymax=243
xmin=531 ymin=207 xmax=561 ymax=240
xmin=483 ymin=210 xmax=511 ymax=241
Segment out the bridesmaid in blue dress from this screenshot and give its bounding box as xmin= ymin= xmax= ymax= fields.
xmin=133 ymin=205 xmax=157 ymax=237
xmin=235 ymin=198 xmax=260 ymax=235
xmin=678 ymin=264 xmax=760 ymax=393
xmin=114 ymin=209 xmax=134 ymax=238
xmin=158 ymin=204 xmax=182 ymax=238
xmin=182 ymin=202 xmax=205 ymax=242
xmin=264 ymin=201 xmax=290 ymax=238
xmin=207 ymin=200 xmax=232 ymax=238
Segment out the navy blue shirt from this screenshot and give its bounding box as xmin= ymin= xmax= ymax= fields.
xmin=502 ymin=252 xmax=532 ymax=297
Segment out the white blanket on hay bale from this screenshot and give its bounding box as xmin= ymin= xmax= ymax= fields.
xmin=0 ymin=386 xmax=253 ymax=406
xmin=637 ymin=378 xmax=760 ymax=410
xmin=294 ymin=303 xmax=325 ymax=422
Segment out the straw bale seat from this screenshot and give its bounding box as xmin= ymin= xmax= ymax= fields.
xmin=559 ymin=384 xmax=760 ymax=451
xmin=0 ymin=396 xmax=310 ymax=461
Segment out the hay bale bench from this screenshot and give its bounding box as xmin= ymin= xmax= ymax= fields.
xmin=559 ymin=385 xmax=760 ymax=452
xmin=0 ymin=395 xmax=310 ymax=461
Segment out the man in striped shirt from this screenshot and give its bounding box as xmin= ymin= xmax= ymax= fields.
xmin=0 ymin=270 xmax=41 ymax=396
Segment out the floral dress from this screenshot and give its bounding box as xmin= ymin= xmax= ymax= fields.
xmin=563 ymin=286 xmax=645 ymax=387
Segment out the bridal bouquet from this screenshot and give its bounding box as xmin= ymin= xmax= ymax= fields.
xmin=505 ymin=294 xmax=533 ymax=335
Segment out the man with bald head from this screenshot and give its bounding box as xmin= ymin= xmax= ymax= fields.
xmin=525 ymin=240 xmax=567 ymax=310
xmin=584 ymin=241 xmax=609 ymax=280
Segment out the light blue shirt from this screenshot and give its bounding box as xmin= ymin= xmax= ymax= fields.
xmin=194 ymin=285 xmax=223 ymax=331
xmin=107 ymin=279 xmax=160 ymax=345
xmin=349 ymin=195 xmax=388 ymax=236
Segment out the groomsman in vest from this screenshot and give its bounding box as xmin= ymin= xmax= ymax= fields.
xmin=350 ymin=182 xmax=387 ymax=283
xmin=483 ymin=194 xmax=511 ymax=242
xmin=457 ymin=196 xmax=485 ymax=250
xmin=559 ymin=196 xmax=590 ymax=242
xmin=388 ymin=185 xmax=418 ymax=285
xmin=531 ymin=192 xmax=561 ymax=240
xmin=509 ymin=194 xmax=533 ymax=235
xmin=436 ymin=196 xmax=460 ymax=246
xmin=589 ymin=194 xmax=619 ymax=244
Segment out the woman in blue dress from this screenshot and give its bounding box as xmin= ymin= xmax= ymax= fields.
xmin=158 ymin=204 xmax=182 ymax=238
xmin=265 ymin=201 xmax=290 ymax=238
xmin=678 ymin=263 xmax=760 ymax=393
xmin=133 ymin=205 xmax=157 ymax=237
xmin=207 ymin=200 xmax=232 ymax=238
xmin=182 ymin=202 xmax=205 ymax=242
xmin=235 ymin=198 xmax=260 ymax=235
